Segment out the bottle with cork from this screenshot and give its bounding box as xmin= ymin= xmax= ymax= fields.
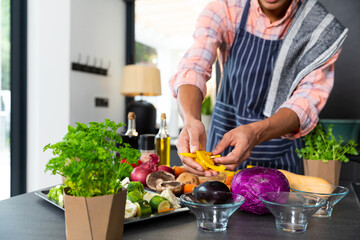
xmin=124 ymin=112 xmax=139 ymax=149
xmin=155 ymin=113 xmax=170 ymax=166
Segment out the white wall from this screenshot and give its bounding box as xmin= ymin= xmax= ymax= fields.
xmin=70 ymin=0 xmax=126 ymax=126
xmin=27 ymin=0 xmax=126 ymax=192
xmin=27 ymin=0 xmax=71 ymax=191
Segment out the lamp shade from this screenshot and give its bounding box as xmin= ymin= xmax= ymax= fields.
xmin=121 ymin=64 xmax=161 ymax=96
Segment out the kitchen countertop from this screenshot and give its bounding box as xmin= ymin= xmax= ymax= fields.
xmin=0 ymin=182 xmax=359 ymax=240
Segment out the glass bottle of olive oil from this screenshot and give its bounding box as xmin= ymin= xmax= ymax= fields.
xmin=156 ymin=113 xmax=170 ymax=166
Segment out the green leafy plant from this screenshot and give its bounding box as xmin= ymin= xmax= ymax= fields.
xmin=44 ymin=119 xmax=141 ymax=197
xmin=201 ymin=95 xmax=213 ymax=115
xmin=296 ymin=124 xmax=358 ymax=163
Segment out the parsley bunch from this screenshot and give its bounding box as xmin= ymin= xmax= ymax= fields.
xmin=44 ymin=119 xmax=141 ymax=197
xmin=296 ymin=124 xmax=358 ymax=163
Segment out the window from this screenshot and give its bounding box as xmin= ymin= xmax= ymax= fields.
xmin=134 ymin=0 xmax=216 ymax=137
xmin=0 ymin=0 xmax=10 ymax=200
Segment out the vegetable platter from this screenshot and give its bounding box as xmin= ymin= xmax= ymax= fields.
xmin=35 ymin=185 xmax=189 ymax=225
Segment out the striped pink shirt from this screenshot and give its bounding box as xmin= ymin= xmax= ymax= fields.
xmin=169 ymin=0 xmax=340 ymax=139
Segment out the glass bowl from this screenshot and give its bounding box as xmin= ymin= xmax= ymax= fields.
xmin=259 ymin=192 xmax=326 ymax=233
xmin=180 ymin=191 xmax=245 ymax=232
xmin=290 ymin=184 xmax=349 ymax=218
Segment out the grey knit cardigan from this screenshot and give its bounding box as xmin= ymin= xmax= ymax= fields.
xmin=263 ymin=0 xmax=348 ymax=117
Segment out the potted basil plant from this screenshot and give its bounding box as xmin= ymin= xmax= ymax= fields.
xmin=296 ymin=123 xmax=358 ymax=185
xmin=44 ymin=119 xmax=140 ymax=239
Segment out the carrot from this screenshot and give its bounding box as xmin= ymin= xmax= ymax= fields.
xmin=224 ymin=174 xmax=234 ymax=186
xmin=173 ymin=166 xmax=186 ymax=177
xmin=183 ymin=184 xmax=197 ymax=193
xmin=158 ymin=208 xmax=175 ymax=213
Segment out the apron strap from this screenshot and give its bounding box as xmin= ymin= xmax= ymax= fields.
xmin=239 ymin=0 xmax=251 ymax=29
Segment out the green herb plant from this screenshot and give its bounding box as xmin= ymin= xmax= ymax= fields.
xmin=44 ymin=119 xmax=141 ymax=198
xmin=296 ymin=124 xmax=358 ymax=163
xmin=201 ymin=95 xmax=213 ymax=115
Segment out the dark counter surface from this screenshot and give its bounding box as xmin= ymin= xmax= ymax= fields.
xmin=0 ymin=182 xmax=359 ymax=240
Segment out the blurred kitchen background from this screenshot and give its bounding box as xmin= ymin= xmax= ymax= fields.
xmin=0 ymin=0 xmax=359 ymax=200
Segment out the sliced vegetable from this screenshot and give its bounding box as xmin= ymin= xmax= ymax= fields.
xmin=127 ymin=181 xmax=145 ymax=195
xmin=48 ymin=185 xmax=64 ymax=207
xmin=180 ymin=151 xmax=226 ymax=172
xmin=179 ymin=153 xmax=197 ymax=158
xmin=143 ymin=192 xmax=159 ymax=202
xmin=158 ymin=208 xmax=175 ymax=213
xmin=160 ymin=189 xmax=181 ymax=209
xmin=127 ymin=191 xmax=143 ymax=203
xmin=149 ymin=195 xmax=171 ymax=212
xmin=135 ymin=200 xmax=152 ymax=216
xmin=156 ymin=181 xmax=184 ymax=196
xmin=121 ymin=177 xmax=130 ymax=188
xmin=124 ymin=200 xmax=137 ymax=219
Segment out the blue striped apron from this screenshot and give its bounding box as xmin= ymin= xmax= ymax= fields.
xmin=207 ymin=0 xmax=302 ymax=173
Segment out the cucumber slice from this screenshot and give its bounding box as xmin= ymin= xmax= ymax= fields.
xmin=143 ymin=192 xmax=159 ymax=202
xmin=127 ymin=191 xmax=143 ymax=203
xmin=134 ymin=200 xmax=152 ymax=216
xmin=149 ymin=196 xmax=171 ymax=213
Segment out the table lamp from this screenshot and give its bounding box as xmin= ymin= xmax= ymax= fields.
xmin=121 ymin=64 xmax=161 ymax=134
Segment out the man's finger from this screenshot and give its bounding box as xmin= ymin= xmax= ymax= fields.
xmin=181 ymin=155 xmax=205 ymax=172
xmin=189 ymin=134 xmax=201 ymax=153
xmin=212 ymin=133 xmax=232 ymax=155
xmin=182 ymin=162 xmax=206 ymax=176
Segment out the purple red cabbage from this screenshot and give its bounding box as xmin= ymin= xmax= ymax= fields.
xmin=231 ymin=167 xmax=290 ymax=215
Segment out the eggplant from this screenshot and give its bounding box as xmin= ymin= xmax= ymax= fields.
xmin=193 ymin=181 xmax=230 ymax=204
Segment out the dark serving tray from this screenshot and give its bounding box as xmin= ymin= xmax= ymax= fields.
xmin=35 ymin=188 xmax=189 ymax=224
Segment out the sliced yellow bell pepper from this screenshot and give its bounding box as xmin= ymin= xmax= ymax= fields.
xmin=179 ymin=152 xmax=197 ymax=158
xmin=180 ymin=151 xmax=227 ymax=172
xmin=196 ymin=151 xmax=213 ymax=165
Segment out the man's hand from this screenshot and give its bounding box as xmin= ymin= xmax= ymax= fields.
xmin=211 ymin=108 xmax=300 ymax=170
xmin=176 ymin=85 xmax=218 ymax=176
xmin=211 ymin=123 xmax=264 ymax=170
xmin=176 ymin=119 xmax=217 ymax=176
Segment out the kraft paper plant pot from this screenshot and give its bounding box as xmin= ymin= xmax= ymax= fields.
xmin=303 ymin=159 xmax=341 ymax=185
xmin=64 ymin=188 xmax=127 ymax=240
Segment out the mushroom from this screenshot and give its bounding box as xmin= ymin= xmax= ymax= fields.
xmin=156 ymin=181 xmax=184 ymax=196
xmin=176 ymin=172 xmax=200 ymax=185
xmin=146 ymin=171 xmax=176 ymax=191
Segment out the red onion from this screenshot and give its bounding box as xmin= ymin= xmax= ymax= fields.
xmin=157 ymin=165 xmax=175 ymax=176
xmin=130 ymin=166 xmax=152 ymax=186
xmin=138 ymin=153 xmax=159 ymax=173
